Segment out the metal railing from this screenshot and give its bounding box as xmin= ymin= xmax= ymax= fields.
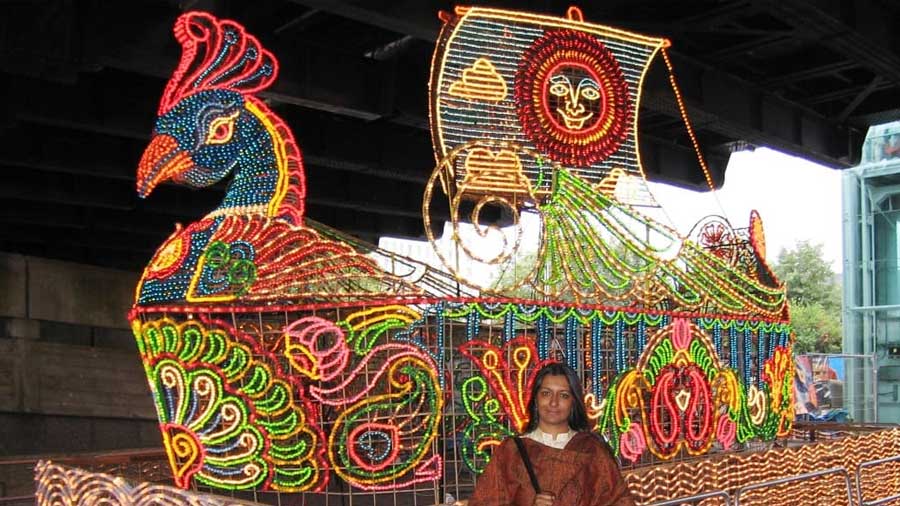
xmin=733 ymin=467 xmax=854 ymax=506
xmin=856 ymin=454 xmax=900 ymax=506
xmin=645 ymin=490 xmax=732 ymax=506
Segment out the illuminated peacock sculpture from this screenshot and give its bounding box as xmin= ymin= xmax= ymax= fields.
xmin=130 ymin=6 xmax=796 ymax=502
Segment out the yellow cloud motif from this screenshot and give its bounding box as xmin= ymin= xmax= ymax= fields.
xmin=449 ymin=58 xmax=507 ymax=102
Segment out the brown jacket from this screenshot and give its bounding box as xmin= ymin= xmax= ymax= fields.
xmin=468 ymin=432 xmax=635 ymax=506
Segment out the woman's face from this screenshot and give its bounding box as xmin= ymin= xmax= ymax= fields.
xmin=536 ymin=373 xmax=574 ymax=432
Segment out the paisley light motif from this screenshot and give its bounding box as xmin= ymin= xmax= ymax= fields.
xmin=134 ymin=317 xmax=325 ymax=492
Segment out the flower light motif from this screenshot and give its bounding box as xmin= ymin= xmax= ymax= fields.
xmin=671 ymin=317 xmax=692 ymax=351
xmin=620 ymin=422 xmax=647 ymax=463
xmin=284 ymin=316 xmax=349 ymax=382
xmin=716 ymin=413 xmax=737 ymax=449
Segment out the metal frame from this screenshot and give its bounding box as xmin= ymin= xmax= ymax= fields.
xmin=856 ymin=454 xmax=900 ymax=506
xmin=645 ymin=490 xmax=732 ymax=506
xmin=733 ymin=467 xmax=854 ymax=506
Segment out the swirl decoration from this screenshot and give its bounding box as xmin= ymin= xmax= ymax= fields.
xmin=283 ymin=316 xmax=350 ymax=382
xmin=190 ymin=239 xmax=257 ymax=299
xmin=733 ymin=350 xmax=791 ymax=443
xmin=459 ymin=376 xmax=515 ymax=474
xmin=309 ymin=342 xmax=443 ymax=490
xmin=339 ymin=305 xmax=423 ymax=356
xmin=515 ymin=29 xmax=633 ymax=166
xmin=423 ymin=140 xmax=547 ymax=292
xmin=35 ymin=461 xmax=260 ymax=506
xmin=458 ymin=337 xmax=552 ymax=432
xmin=133 ymin=317 xmax=326 ymax=492
xmin=763 ymin=346 xmax=794 ymax=437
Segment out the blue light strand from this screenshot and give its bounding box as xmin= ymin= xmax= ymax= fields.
xmin=591 ymin=317 xmax=603 ymax=398
xmin=537 ymin=313 xmax=551 ymax=360
xmin=209 ymin=47 xmax=259 ymax=87
xmin=503 ymin=311 xmax=515 ymax=343
xmin=757 ymin=328 xmax=765 ymax=389
xmin=712 ymin=322 xmax=722 ymax=360
xmin=729 ymin=326 xmax=738 ymax=370
xmin=743 ymin=328 xmax=752 ymax=387
xmin=564 ymin=315 xmax=578 ymax=370
xmin=636 ymin=318 xmax=646 ymax=354
xmin=192 ymin=27 xmax=238 ymax=88
xmin=465 ymin=310 xmax=481 ymax=342
xmin=436 ymin=302 xmax=447 ymax=390
xmin=231 ymin=63 xmax=274 ymax=89
xmin=614 ymin=319 xmax=625 ymax=374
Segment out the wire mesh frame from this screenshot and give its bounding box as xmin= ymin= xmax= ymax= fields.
xmin=797 ymin=353 xmax=879 ymax=424
xmin=135 ymin=303 xmax=786 ymax=506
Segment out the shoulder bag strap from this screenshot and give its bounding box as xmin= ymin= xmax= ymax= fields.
xmin=512 ymin=437 xmax=541 ymax=494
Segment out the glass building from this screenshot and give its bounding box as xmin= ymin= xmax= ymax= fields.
xmin=842 ymin=121 xmax=900 ymax=423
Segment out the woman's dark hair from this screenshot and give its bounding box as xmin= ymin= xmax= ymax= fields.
xmin=523 ymin=362 xmax=590 ymax=433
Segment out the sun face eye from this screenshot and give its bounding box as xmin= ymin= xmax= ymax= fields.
xmin=549 ymin=82 xmax=571 ymax=97
xmin=578 ymin=78 xmax=601 ymax=101
xmin=580 ymin=86 xmax=600 ymax=101
xmin=205 ymin=111 xmax=240 ymax=145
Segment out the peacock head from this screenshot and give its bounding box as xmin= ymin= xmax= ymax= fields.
xmin=135 ymin=11 xmax=280 ymax=199
xmin=137 ymin=89 xmax=270 ymax=197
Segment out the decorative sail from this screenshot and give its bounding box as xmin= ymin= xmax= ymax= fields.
xmin=430 ymin=6 xmax=668 ymax=202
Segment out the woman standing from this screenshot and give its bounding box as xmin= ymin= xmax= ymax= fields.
xmin=463 ymin=363 xmax=635 ymax=506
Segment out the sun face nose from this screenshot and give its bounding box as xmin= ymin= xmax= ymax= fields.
xmin=137 ymin=134 xmax=193 ymax=198
xmin=565 ymin=87 xmax=584 ymax=114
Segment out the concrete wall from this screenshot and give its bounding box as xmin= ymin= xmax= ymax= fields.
xmin=0 ymin=338 xmax=154 ymax=419
xmin=0 ymin=252 xmax=159 ymax=460
xmin=0 ymin=253 xmax=138 ymax=328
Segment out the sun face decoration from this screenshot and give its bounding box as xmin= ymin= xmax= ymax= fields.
xmin=515 ymin=29 xmax=633 ymax=166
xmin=545 ymin=65 xmax=603 ymax=131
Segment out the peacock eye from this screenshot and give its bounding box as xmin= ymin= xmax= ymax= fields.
xmin=205 ymin=111 xmax=240 ymax=145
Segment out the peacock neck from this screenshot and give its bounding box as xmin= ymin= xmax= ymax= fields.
xmin=213 ymin=98 xmax=294 ymax=219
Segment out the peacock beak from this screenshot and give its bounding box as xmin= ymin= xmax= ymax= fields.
xmin=137 ymin=134 xmax=193 ymax=198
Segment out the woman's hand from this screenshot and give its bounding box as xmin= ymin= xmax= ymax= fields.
xmin=533 ymin=492 xmax=555 ymax=506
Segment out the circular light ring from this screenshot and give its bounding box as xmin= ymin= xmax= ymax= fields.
xmin=515 ymin=29 xmax=633 ymax=166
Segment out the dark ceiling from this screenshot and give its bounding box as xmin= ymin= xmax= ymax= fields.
xmin=1 ymin=0 xmax=899 ymax=271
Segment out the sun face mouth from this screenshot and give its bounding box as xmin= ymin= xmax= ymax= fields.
xmin=556 ymin=109 xmax=594 ymax=130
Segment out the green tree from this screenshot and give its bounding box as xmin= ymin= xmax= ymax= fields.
xmin=771 ymin=241 xmax=842 ymax=353
xmin=788 ymin=303 xmax=843 ymax=353
xmin=491 ymin=250 xmax=540 ymax=297
xmin=772 ymin=241 xmax=841 ymax=310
